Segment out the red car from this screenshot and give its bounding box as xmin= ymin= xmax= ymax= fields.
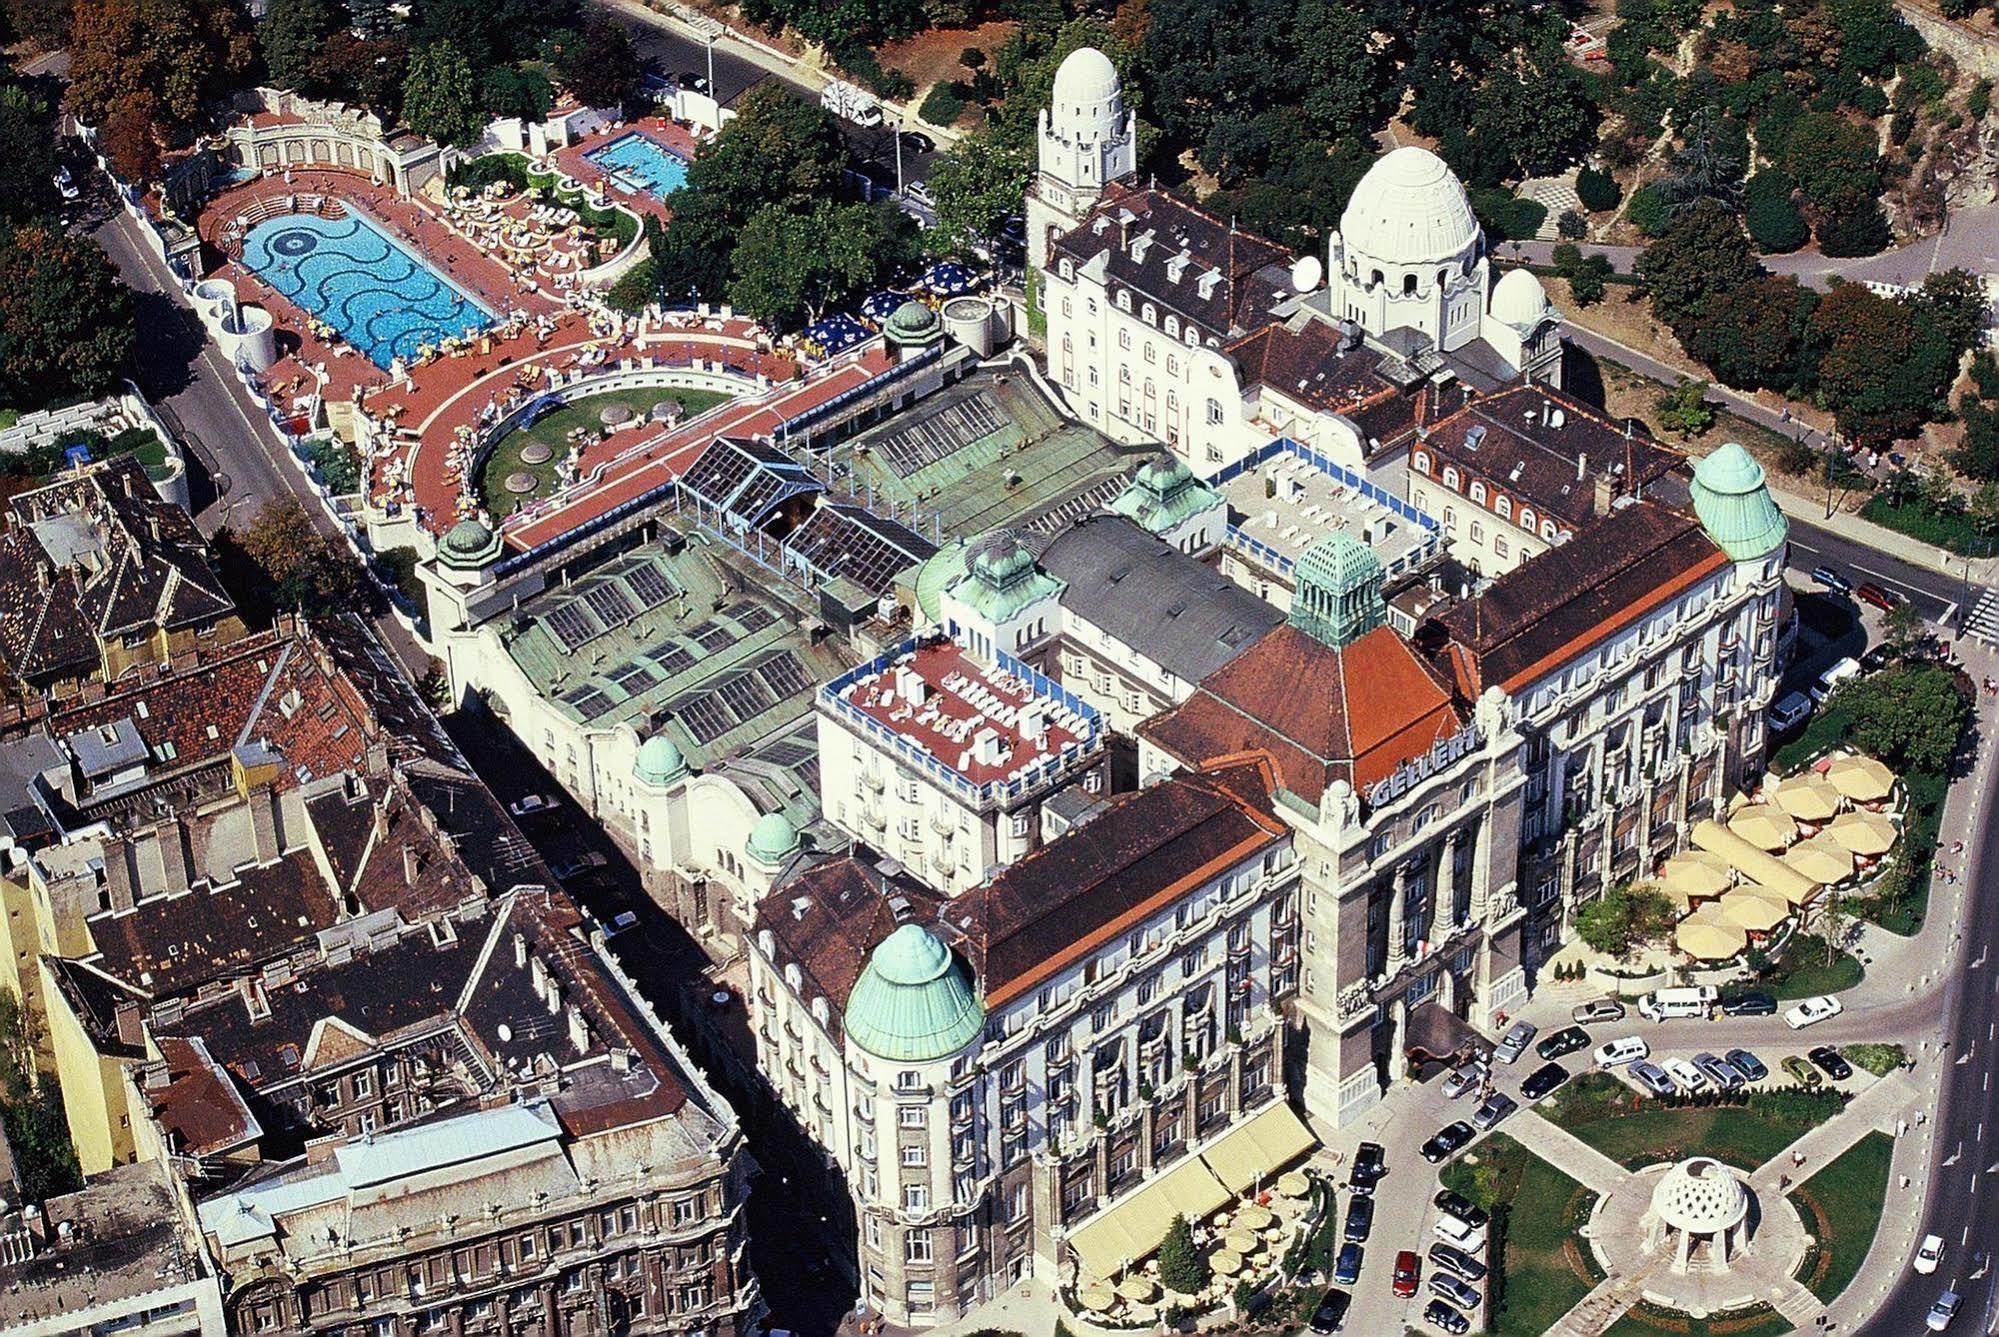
xmin=1392 ymin=1249 xmax=1422 ymax=1298
xmin=1855 ymin=583 xmax=1904 ymax=611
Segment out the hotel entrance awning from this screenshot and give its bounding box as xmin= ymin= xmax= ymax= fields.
xmin=1066 ymin=1154 xmax=1230 ymax=1280
xmin=1200 ymin=1100 xmax=1318 ymax=1196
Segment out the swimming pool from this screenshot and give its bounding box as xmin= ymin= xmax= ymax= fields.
xmin=240 ymin=209 xmax=493 ymax=369
xmin=586 ymin=133 xmax=689 ymax=200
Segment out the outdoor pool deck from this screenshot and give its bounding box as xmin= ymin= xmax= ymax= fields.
xmin=552 ymin=116 xmax=705 ymax=223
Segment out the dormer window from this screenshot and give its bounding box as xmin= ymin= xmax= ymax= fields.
xmin=1496 ymin=496 xmax=1512 ymax=520
xmin=1413 ymin=451 xmax=1430 ymax=474
xmin=1521 ymin=507 xmax=1536 ymax=531
xmin=1060 ymin=259 xmax=1074 ymax=280
xmin=1442 ymin=467 xmax=1459 ymax=489
xmin=1142 ymin=303 xmax=1156 ymax=325
xmin=1115 ymin=290 xmax=1131 ymax=312
xmin=1469 ymin=482 xmax=1487 ymax=504
xmin=1195 ymin=270 xmax=1221 ymax=300
xmin=1164 ymin=316 xmax=1180 ymax=338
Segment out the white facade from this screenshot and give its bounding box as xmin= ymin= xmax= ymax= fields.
xmin=1026 ymin=48 xmax=1137 ymax=272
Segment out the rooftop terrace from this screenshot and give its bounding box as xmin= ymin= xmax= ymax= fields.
xmin=1210 ymin=437 xmax=1440 ymax=583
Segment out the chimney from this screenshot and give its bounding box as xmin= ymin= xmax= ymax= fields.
xmin=513 ymin=933 xmax=528 ymax=969
xmin=250 ymin=787 xmax=280 ymax=864
xmin=566 ymin=1003 xmax=590 ymax=1054
xmin=402 ymin=844 xmax=420 ymax=885
xmin=1593 ymin=470 xmax=1617 ymax=516
xmin=160 ymin=818 xmax=190 ymax=894
xmin=1577 ymin=452 xmax=1587 ymax=482
xmin=102 ymin=838 xmax=137 ymax=913
xmin=546 ymin=980 xmax=563 ymax=1017
xmin=529 ymin=953 xmax=549 ymax=999
xmin=114 ymin=999 xmax=145 ymax=1049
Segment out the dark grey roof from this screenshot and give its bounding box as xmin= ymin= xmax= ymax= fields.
xmin=1039 ymin=515 xmax=1283 ymax=684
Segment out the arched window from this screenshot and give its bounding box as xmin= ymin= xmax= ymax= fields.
xmin=1437 ymin=269 xmax=1448 ymax=289
xmin=1142 ymin=303 xmax=1156 ymax=325
xmin=1542 ymin=520 xmax=1558 ymax=540
xmin=1370 ymin=269 xmax=1384 ymax=288
xmin=1520 ymin=507 xmax=1536 ymax=531
xmin=1469 ymin=481 xmax=1487 ymax=504
xmin=1442 ymin=467 xmax=1460 ymax=489
xmin=1413 ymin=451 xmax=1431 ymax=475
xmin=1165 ymin=316 xmax=1180 ymax=337
xmin=1060 ymin=260 xmax=1074 ymax=280
xmin=1496 ymin=496 xmax=1512 ymax=520
xmin=1402 ymin=273 xmax=1418 ymax=295
xmin=1115 ymin=290 xmax=1131 ymax=312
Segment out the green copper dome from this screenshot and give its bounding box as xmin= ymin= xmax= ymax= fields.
xmin=746 ymin=811 xmax=801 ymax=864
xmin=1107 ymin=455 xmax=1221 ymax=535
xmin=913 ymin=540 xmax=971 ymax=622
xmin=1689 ymin=443 xmax=1788 ymax=562
xmin=439 ymin=518 xmax=499 ymax=569
xmin=1289 ymin=529 xmax=1386 ymax=649
xmin=634 ymin=734 xmax=688 ymax=786
xmin=946 ymin=533 xmax=1066 ymax=624
xmin=843 ymin=924 xmax=985 ymax=1063
xmin=885 ymin=300 xmax=942 ymax=346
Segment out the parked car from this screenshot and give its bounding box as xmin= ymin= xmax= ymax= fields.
xmin=1593 ymin=1036 xmax=1650 ymax=1067
xmin=1423 ymin=1299 xmax=1471 ymax=1335
xmin=1915 ymin=1234 xmax=1945 ymax=1275
xmin=1344 ymin=1194 xmax=1375 ymax=1242
xmin=1725 ymin=1048 xmax=1768 ymax=1082
xmin=1638 ymin=986 xmax=1717 ymax=1022
xmin=1393 ymin=1249 xmax=1422 ymax=1298
xmin=1536 ymin=1026 xmax=1591 ymax=1060
xmin=1811 ymin=657 xmax=1862 ymax=704
xmin=1629 ymin=1059 xmax=1677 ymax=1097
xmin=1308 ymin=1288 xmax=1352 ymax=1334
xmin=1808 ymin=1045 xmax=1854 ymax=1080
xmin=508 ymin=793 xmax=556 ymax=817
xmin=1429 ymin=1243 xmax=1488 ymax=1284
xmin=897 ymin=129 xmax=935 ymax=154
xmin=1768 ymin=691 xmax=1814 ymax=733
xmin=1472 ymin=1092 xmax=1517 ymax=1131
xmin=1349 ymin=1142 xmax=1387 ymax=1191
xmin=604 ymin=910 xmax=640 ymax=937
xmin=1661 ymin=1056 xmax=1708 ymax=1093
xmin=1721 ymin=991 xmax=1778 ymax=1017
xmin=1572 ymin=998 xmax=1627 ymax=1026
xmin=1784 ymin=995 xmax=1844 ymax=1029
xmin=1333 ymin=1241 xmax=1364 ymax=1285
xmin=551 ymin=851 xmax=608 ymax=879
xmin=1857 ymin=583 xmax=1905 ymax=612
xmin=1928 ymin=1289 xmax=1961 ymax=1331
xmin=1693 ymin=1052 xmax=1745 ymax=1091
xmin=1433 ymin=1189 xmax=1490 ymax=1230
xmin=1781 ymin=1055 xmax=1824 ymax=1087
xmin=1421 ymin=1121 xmax=1476 ymax=1165
xmin=1429 ymin=1273 xmax=1480 ymax=1310
xmin=1431 ymin=1214 xmax=1486 ymax=1251
xmin=1493 ymin=1020 xmax=1538 ymax=1064
xmin=1442 ymin=1060 xmax=1488 ymax=1100
xmin=1521 ymin=1061 xmax=1571 ymax=1101
xmin=1810 ymin=565 xmax=1853 ymax=594
xmin=53 ymin=166 xmax=79 ymax=202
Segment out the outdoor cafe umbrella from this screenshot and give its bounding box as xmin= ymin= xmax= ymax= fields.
xmin=1225 ymin=1230 xmax=1262 ymax=1256
xmin=1718 ymin=887 xmax=1788 ymax=933
xmin=1661 ymin=850 xmax=1732 ymax=902
xmin=1827 ymin=754 xmax=1895 ymax=803
xmin=1784 ymin=832 xmax=1855 ymax=886
xmin=1827 ymin=809 xmax=1898 ymax=857
xmin=1728 ymin=804 xmax=1798 ymax=852
xmin=1236 ymin=1204 xmax=1276 ymax=1230
xmin=1772 ymin=773 xmax=1843 ymax=822
xmin=1116 ymin=1277 xmax=1156 ymax=1304
xmin=1077 ymin=1284 xmax=1115 ymax=1313
xmin=1209 ymin=1249 xmax=1244 ymax=1276
xmin=1676 ymin=905 xmax=1748 ymax=960
xmin=1277 ymin=1171 xmax=1312 ymax=1198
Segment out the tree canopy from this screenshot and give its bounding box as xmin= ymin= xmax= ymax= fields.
xmin=0 ymin=226 xmax=136 ymax=413
xmin=1840 ymin=663 xmax=1967 ymax=775
xmin=65 ymin=0 xmax=252 ymax=179
xmin=402 ymin=40 xmax=484 ymax=146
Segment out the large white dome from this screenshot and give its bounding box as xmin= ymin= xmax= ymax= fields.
xmin=1490 ymin=267 xmax=1552 ymax=329
xmin=1651 ymin=1158 xmax=1750 ymax=1234
xmin=1051 ymin=47 xmax=1122 ymax=123
xmin=1341 ymin=146 xmax=1481 ymax=267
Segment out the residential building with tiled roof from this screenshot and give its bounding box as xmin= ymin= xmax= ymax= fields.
xmin=0 ymin=455 xmax=244 ymax=697
xmin=747 ymin=761 xmax=1310 ymax=1326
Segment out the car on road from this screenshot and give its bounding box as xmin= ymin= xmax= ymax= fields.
xmin=1349 ymin=1141 xmax=1387 ymax=1192
xmin=1810 ymin=657 xmax=1862 ymax=704
xmin=1629 ymin=1059 xmax=1677 ymax=1097
xmin=1572 ymin=998 xmax=1626 ymax=1026
xmin=1308 ymin=1288 xmax=1352 ymax=1333
xmin=1928 ymin=1289 xmax=1960 ymax=1331
xmin=1784 ymin=995 xmax=1844 ymax=1029
xmin=1768 ymin=690 xmax=1813 ymax=733
xmin=1472 ymin=1092 xmax=1517 ymax=1131
xmin=1808 ymin=1045 xmax=1853 ymax=1080
xmin=1521 ymin=1061 xmax=1570 ymax=1101
xmin=1810 ymin=565 xmax=1853 ymax=594
xmin=1433 ymin=1189 xmax=1490 ymax=1230
xmin=508 ymin=793 xmax=556 ymax=817
xmin=1429 ymin=1273 xmax=1480 ymax=1310
xmin=1536 ymin=1026 xmax=1591 ymax=1060
xmin=1421 ymin=1121 xmax=1476 ymax=1165
xmin=1720 ymin=991 xmax=1778 ymax=1017
xmin=905 ymin=179 xmax=933 ymax=205
xmin=1781 ymin=1054 xmax=1824 ymax=1087
xmin=1661 ymin=1056 xmax=1708 ymax=1093
xmin=53 ymin=167 xmax=79 ymax=202
xmin=1333 ymin=1241 xmax=1364 ymax=1285
xmin=1392 ymin=1249 xmax=1422 ymax=1297
xmin=1593 ymin=1036 xmax=1649 ymax=1067
xmin=1432 ymin=1213 xmax=1486 ymax=1251
xmin=1915 ymin=1234 xmax=1945 ymax=1275
xmin=1343 ymin=1194 xmax=1375 ymax=1242
xmin=1493 ymin=1020 xmax=1538 ymax=1064
xmin=1693 ymin=1052 xmax=1745 ymax=1091
xmin=1442 ymin=1059 xmax=1488 ymax=1100
xmin=1857 ymin=583 xmax=1905 ymax=612
xmin=1725 ymin=1048 xmax=1768 ymax=1082
xmin=604 ymin=910 xmax=640 ymax=937
xmin=676 ymin=71 xmax=711 ymax=93
xmin=1429 ymin=1243 xmax=1488 ymax=1284
xmin=550 ymin=851 xmax=608 ymax=880
xmin=1422 ymin=1300 xmax=1470 ymax=1335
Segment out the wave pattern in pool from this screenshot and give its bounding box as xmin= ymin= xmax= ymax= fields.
xmin=241 ymin=211 xmax=493 ymax=369
xmin=586 ymin=133 xmax=689 ymax=200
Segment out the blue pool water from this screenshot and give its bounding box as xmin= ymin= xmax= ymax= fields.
xmin=241 ymin=210 xmax=493 ymax=369
xmin=586 ymin=133 xmax=689 ymax=200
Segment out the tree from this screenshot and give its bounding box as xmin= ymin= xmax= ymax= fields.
xmin=728 ymin=202 xmax=915 ymax=330
xmin=684 ymin=83 xmax=848 ymax=228
xmin=1557 ymin=208 xmax=1587 ymax=240
xmin=1637 ymin=199 xmax=1762 ymax=332
xmin=1882 ymin=599 xmax=1925 ymax=652
xmin=3 ymin=0 xmax=72 ymax=47
xmin=1843 ymin=663 xmax=1967 ymax=774
xmin=1809 ymin=283 xmax=1942 ymax=449
xmin=927 ymin=128 xmax=1031 ymax=258
xmin=556 ymin=20 xmax=640 ymax=112
xmin=1294 ymin=0 xmax=1390 ymax=140
xmin=0 ymin=84 xmax=60 ymax=225
xmin=402 ymin=40 xmax=483 ymax=145
xmin=1684 ymin=274 xmax=1819 ymax=395
xmin=1783 ymin=109 xmax=1881 ymax=218
xmin=480 ymin=65 xmax=554 ymax=121
xmin=259 ymin=0 xmax=335 ymax=92
xmin=1912 ymin=269 xmax=1989 ymax=365
xmin=0 ymin=226 xmax=136 ymax=412
xmin=1656 ymin=378 xmax=1715 ymax=438
xmin=312 ymin=32 xmax=409 ymax=116
xmin=1743 ymin=171 xmax=1808 ymax=253
xmin=222 ymin=498 xmax=376 ymax=621
xmin=66 ymin=0 xmax=252 ymax=172
xmin=1817 ymin=199 xmax=1891 ymax=258
xmin=1576 ymin=166 xmax=1622 ymax=212
xmin=1568 ymin=255 xmax=1611 ymax=306
xmin=1626 ymin=181 xmax=1672 ymax=237
xmin=1661 ymin=107 xmax=1744 ymax=216
xmin=1158 ymin=1214 xmax=1209 ymax=1294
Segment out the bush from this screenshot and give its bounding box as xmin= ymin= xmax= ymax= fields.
xmin=448 ymin=153 xmax=529 ymax=192
xmin=1470 ymin=188 xmax=1548 ymax=241
xmin=1971 ymin=80 xmax=1992 ymax=122
xmin=1818 ymin=201 xmax=1893 ymax=257
xmin=1744 ymin=172 xmax=1809 ymax=253
xmin=917 ymin=80 xmax=965 ymax=127
xmin=1843 ymin=1043 xmax=1907 ymax=1077
xmin=305 ymin=436 xmax=361 ymax=495
xmin=606 ymin=257 xmax=660 ymax=314
xmin=1570 ymin=255 xmax=1611 ymax=306
xmin=1626 ymin=181 xmax=1672 ymax=237
xmin=1557 ymin=208 xmax=1588 ymax=239
xmin=1576 ymin=165 xmax=1623 ymax=212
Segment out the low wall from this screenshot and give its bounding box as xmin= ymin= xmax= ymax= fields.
xmin=1896 ymin=2 xmax=1999 ymax=79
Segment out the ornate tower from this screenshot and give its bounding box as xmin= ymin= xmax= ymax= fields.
xmin=1027 ymin=46 xmax=1137 ymax=271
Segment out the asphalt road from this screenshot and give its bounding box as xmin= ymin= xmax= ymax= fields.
xmin=1787 ymin=515 xmax=1973 ymax=626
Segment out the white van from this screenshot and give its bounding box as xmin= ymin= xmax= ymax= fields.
xmin=1811 ymin=656 xmax=1861 ymax=704
xmin=1637 ymin=986 xmax=1718 ymax=1022
xmin=1432 ymin=1215 xmax=1487 ymax=1252
xmin=1594 ymin=1036 xmax=1649 ymax=1067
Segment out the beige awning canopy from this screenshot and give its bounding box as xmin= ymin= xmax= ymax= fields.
xmin=1661 ymin=849 xmax=1733 ymax=902
xmin=1676 ymin=904 xmax=1750 ymax=959
xmin=1827 ymin=809 xmax=1899 ymax=856
xmin=1728 ymin=804 xmax=1799 ymax=851
xmin=1199 ymin=1100 xmax=1317 ymax=1196
xmin=1772 ymin=773 xmax=1844 ymax=822
xmin=1785 ymin=832 xmax=1856 ymax=885
xmin=1691 ymin=820 xmax=1819 ymax=902
xmin=1827 ymin=753 xmax=1896 ymax=803
xmin=1718 ymin=887 xmax=1789 ymax=931
xmin=1067 ymin=1154 xmax=1230 ymax=1280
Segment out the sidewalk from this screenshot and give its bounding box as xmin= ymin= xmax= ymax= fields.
xmin=1749 ymin=1072 xmax=1923 ymax=1198
xmin=1768 ymin=484 xmax=1999 ymax=587
xmin=1509 ymin=1111 xmax=1634 ymax=1198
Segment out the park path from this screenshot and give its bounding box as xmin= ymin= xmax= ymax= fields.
xmin=1509 ymin=1109 xmax=1635 ymax=1198
xmin=1749 ymin=1071 xmax=1923 ymax=1198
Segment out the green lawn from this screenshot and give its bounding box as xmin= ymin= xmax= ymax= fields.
xmin=1441 ymin=1133 xmax=1597 ymax=1337
xmin=1790 ymin=1131 xmax=1894 ymax=1302
xmin=1541 ymin=1074 xmax=1845 ymax=1171
xmin=1860 ymin=494 xmax=1993 ymax=557
xmin=1762 ymin=934 xmax=1865 ymax=999
xmin=479 ymin=386 xmax=733 ymax=516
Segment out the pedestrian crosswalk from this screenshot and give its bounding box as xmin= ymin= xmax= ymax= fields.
xmin=1966 ymin=588 xmax=1999 ymax=644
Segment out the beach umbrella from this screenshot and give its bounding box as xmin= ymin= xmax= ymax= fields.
xmin=1209 ymin=1249 xmax=1243 ymax=1276
xmin=1785 ymin=833 xmax=1855 ymax=885
xmin=1772 ymin=773 xmax=1843 ymax=822
xmin=1661 ymin=850 xmax=1732 ymax=902
xmin=1277 ymin=1171 xmax=1312 ymax=1198
xmin=1116 ymin=1276 xmax=1156 ymax=1303
xmin=1676 ymin=905 xmax=1748 ymax=960
xmin=1728 ymin=804 xmax=1798 ymax=851
xmin=1827 ymin=809 xmax=1898 ymax=857
xmin=1718 ymin=888 xmax=1788 ymax=932
xmin=1827 ymin=754 xmax=1895 ymax=803
xmin=1225 ymin=1230 xmax=1261 ymax=1256
xmin=1236 ymin=1204 xmax=1275 ymax=1230
xmin=1077 ymin=1284 xmax=1115 ymax=1312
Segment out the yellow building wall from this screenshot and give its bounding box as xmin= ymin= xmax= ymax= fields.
xmin=38 ymin=958 xmax=135 ymax=1175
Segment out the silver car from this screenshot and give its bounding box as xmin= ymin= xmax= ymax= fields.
xmin=1571 ymin=998 xmax=1626 ymax=1026
xmin=1493 ymin=1020 xmax=1537 ymax=1064
xmin=1693 ymin=1051 xmax=1745 ymax=1091
xmin=1629 ymin=1059 xmax=1676 ymax=1097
